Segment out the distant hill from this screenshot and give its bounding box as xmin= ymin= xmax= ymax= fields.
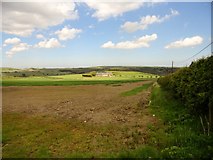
xmin=1 ymin=67 xmax=21 ymax=72
xmin=102 ymin=66 xmax=179 ymax=76
xmin=1 ymin=66 xmax=180 ymax=77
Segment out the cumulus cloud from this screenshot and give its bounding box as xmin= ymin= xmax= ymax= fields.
xmin=2 ymin=2 xmax=78 ymax=37
xmin=55 ymin=26 xmax=82 ymax=41
xmin=35 ymin=38 xmax=62 ymax=48
xmin=85 ymin=2 xmax=144 ymax=21
xmin=36 ymin=34 xmax=45 ymax=39
xmin=3 ymin=37 xmax=21 ymax=46
xmin=101 ymin=33 xmax=157 ymax=49
xmin=6 ymin=43 xmax=31 ymax=57
xmin=165 ymin=36 xmax=203 ymax=49
xmin=121 ymin=9 xmax=179 ymax=33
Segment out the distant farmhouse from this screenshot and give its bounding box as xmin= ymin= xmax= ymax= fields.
xmin=96 ymin=72 xmax=113 ymax=77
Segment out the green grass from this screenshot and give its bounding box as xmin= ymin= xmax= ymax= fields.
xmin=1 ymin=71 xmax=158 ymax=86
xmin=110 ymin=71 xmax=157 ymax=79
xmin=121 ymin=82 xmax=153 ymax=96
xmin=115 ymin=146 xmax=159 ymax=158
xmin=2 ymin=113 xmax=158 ymax=158
xmin=148 ymin=84 xmax=213 ymax=158
xmin=119 ymin=84 xmax=213 ymax=158
xmin=2 ymin=113 xmax=110 ymax=158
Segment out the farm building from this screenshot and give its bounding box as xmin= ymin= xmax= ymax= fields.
xmin=96 ymin=72 xmax=113 ymax=77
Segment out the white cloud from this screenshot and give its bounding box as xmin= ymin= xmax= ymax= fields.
xmin=35 ymin=38 xmax=62 ymax=48
xmin=85 ymin=2 xmax=144 ymax=21
xmin=3 ymin=37 xmax=21 ymax=46
xmin=121 ymin=9 xmax=179 ymax=33
xmin=165 ymin=36 xmax=203 ymax=49
xmin=88 ymin=25 xmax=94 ymax=29
xmin=2 ymin=2 xmax=78 ymax=37
xmin=101 ymin=33 xmax=157 ymax=49
xmin=6 ymin=43 xmax=31 ymax=57
xmin=102 ymin=41 xmax=115 ymax=48
xmin=55 ymin=26 xmax=82 ymax=41
xmin=36 ymin=34 xmax=45 ymax=39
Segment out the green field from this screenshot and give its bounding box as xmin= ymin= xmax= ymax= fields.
xmin=1 ymin=66 xmax=177 ymax=77
xmin=121 ymin=82 xmax=154 ymax=96
xmin=1 ymin=71 xmax=158 ymax=86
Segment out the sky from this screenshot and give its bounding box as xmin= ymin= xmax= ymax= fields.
xmin=1 ymin=1 xmax=212 ymax=68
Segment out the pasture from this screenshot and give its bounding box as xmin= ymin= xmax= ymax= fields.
xmin=1 ymin=71 xmax=158 ymax=86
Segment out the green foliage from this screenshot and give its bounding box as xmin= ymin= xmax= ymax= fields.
xmin=90 ymin=71 xmax=97 ymax=76
xmin=150 ymin=85 xmax=213 ymax=158
xmin=22 ymin=73 xmax=27 ymax=77
xmin=117 ymin=146 xmax=159 ymax=158
xmin=82 ymin=74 xmax=92 ymax=77
xmin=158 ymin=56 xmax=213 ymax=115
xmin=1 ymin=66 xmax=177 ymax=77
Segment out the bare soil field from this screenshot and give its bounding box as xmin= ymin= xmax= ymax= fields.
xmin=2 ymin=81 xmax=157 ymax=158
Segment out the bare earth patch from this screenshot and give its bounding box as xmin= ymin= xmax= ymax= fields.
xmin=2 ymin=81 xmax=157 ymax=158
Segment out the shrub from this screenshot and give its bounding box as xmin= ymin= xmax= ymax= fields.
xmin=90 ymin=71 xmax=96 ymax=76
xmin=82 ymin=74 xmax=92 ymax=77
xmin=158 ymin=56 xmax=213 ymax=116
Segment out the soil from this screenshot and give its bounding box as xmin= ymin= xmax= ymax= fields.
xmin=2 ymin=81 xmax=158 ymax=157
xmin=3 ymin=81 xmax=155 ymax=125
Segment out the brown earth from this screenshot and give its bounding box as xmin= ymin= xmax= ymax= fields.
xmin=3 ymin=81 xmax=155 ymax=126
xmin=2 ymin=81 xmax=158 ymax=157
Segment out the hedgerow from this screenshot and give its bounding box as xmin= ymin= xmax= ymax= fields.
xmin=158 ymin=56 xmax=213 ymax=116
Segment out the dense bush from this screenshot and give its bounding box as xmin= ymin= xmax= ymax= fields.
xmin=158 ymin=56 xmax=213 ymax=115
xmin=82 ymin=74 xmax=92 ymax=77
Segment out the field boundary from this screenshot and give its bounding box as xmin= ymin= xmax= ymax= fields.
xmin=121 ymin=82 xmax=154 ymax=96
xmin=1 ymin=79 xmax=150 ymax=86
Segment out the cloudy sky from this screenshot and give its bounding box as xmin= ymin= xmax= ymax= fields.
xmin=1 ymin=1 xmax=211 ymax=68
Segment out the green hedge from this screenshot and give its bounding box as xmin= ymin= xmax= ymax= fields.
xmin=158 ymin=56 xmax=213 ymax=115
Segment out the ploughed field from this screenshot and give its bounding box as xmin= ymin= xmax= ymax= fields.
xmin=2 ymin=80 xmax=156 ymax=158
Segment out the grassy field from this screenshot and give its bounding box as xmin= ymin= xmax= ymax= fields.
xmin=1 ymin=71 xmax=158 ymax=86
xmin=1 ymin=66 xmax=176 ymax=77
xmin=121 ymin=82 xmax=154 ymax=96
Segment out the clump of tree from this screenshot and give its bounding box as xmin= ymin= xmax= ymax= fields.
xmin=22 ymin=73 xmax=27 ymax=77
xmin=82 ymin=74 xmax=92 ymax=77
xmin=90 ymin=71 xmax=96 ymax=76
xmin=158 ymin=56 xmax=213 ymax=129
xmin=82 ymin=71 xmax=97 ymax=77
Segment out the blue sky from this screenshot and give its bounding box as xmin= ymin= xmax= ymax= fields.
xmin=1 ymin=2 xmax=211 ymax=68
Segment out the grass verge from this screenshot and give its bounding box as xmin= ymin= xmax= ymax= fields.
xmin=148 ymin=84 xmax=213 ymax=158
xmin=121 ymin=82 xmax=153 ymax=96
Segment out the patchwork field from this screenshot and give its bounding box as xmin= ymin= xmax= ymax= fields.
xmin=1 ymin=71 xmax=158 ymax=86
xmin=2 ymin=68 xmax=210 ymax=158
xmin=2 ymin=80 xmax=156 ymax=158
